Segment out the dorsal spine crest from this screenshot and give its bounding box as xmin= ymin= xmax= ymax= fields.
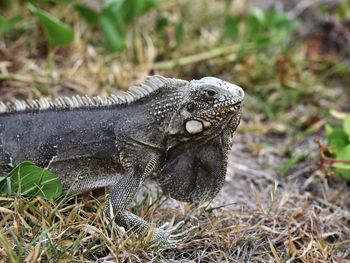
xmin=0 ymin=75 xmax=188 ymax=114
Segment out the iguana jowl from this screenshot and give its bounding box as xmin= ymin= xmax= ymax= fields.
xmin=0 ymin=75 xmax=244 ymax=243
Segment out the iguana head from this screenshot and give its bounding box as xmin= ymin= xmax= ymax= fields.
xmin=157 ymin=77 xmax=244 ymax=203
xmin=167 ymin=76 xmax=244 ymax=138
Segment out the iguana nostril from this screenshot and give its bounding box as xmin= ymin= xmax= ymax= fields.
xmin=186 ymin=102 xmax=196 ymax=112
xmin=237 ymin=88 xmax=244 ymax=98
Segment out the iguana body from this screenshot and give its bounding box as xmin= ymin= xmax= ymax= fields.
xmin=0 ymin=75 xmax=244 ymax=243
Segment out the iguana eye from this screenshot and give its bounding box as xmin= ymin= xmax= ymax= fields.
xmin=186 ymin=102 xmax=196 ymax=113
xmin=206 ymin=89 xmax=216 ymax=97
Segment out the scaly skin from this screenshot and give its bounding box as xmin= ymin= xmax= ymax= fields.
xmin=0 ymin=75 xmax=244 ymax=244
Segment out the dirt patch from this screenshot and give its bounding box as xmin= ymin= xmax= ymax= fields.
xmin=133 ymin=132 xmax=350 ymax=261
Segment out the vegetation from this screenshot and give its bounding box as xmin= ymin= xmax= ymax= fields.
xmin=1 ymin=0 xmax=159 ymax=51
xmin=0 ymin=161 xmax=62 ymax=200
xmin=0 ymin=0 xmax=349 ymax=261
xmin=319 ymin=112 xmax=350 ymax=180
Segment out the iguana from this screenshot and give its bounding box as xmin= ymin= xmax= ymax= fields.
xmin=0 ymin=75 xmax=244 ymax=244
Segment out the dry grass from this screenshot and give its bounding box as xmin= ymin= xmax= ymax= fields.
xmin=0 ymin=164 xmax=349 ymax=262
xmin=0 ymin=0 xmax=350 ymax=262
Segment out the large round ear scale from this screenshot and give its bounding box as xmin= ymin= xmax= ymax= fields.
xmin=185 ymin=120 xmax=204 ymax=134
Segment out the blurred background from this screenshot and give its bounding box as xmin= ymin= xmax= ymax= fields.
xmin=0 ymin=0 xmax=349 ymax=137
xmin=1 ymin=1 xmax=350 ymax=261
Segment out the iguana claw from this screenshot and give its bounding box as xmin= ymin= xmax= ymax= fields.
xmin=153 ymin=220 xmax=197 ymax=247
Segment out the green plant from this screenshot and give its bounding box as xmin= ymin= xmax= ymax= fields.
xmin=0 ymin=15 xmax=21 ymax=37
xmin=1 ymin=0 xmax=159 ymax=52
xmin=0 ymin=161 xmax=63 ymax=200
xmin=319 ymin=111 xmax=350 ymax=180
xmin=1 ymin=2 xmax=74 ymax=46
xmin=224 ymin=9 xmax=299 ymax=51
xmin=28 ymin=3 xmax=74 ymax=45
xmin=76 ymin=0 xmax=159 ymax=52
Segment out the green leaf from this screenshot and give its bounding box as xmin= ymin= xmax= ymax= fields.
xmin=103 ymin=0 xmax=124 ymax=10
xmin=342 ymin=114 xmax=350 ymax=137
xmin=120 ymin=0 xmax=142 ymax=23
xmin=329 ymin=109 xmax=347 ymax=119
xmin=99 ymin=0 xmax=158 ymax=52
xmin=333 ymin=145 xmax=350 ymax=181
xmin=28 ymin=3 xmax=74 ymax=45
xmin=6 ymin=176 xmax=11 ymax=194
xmin=103 ymin=0 xmax=159 ymax=24
xmin=0 ymin=176 xmax=7 ymax=183
xmin=100 ymin=7 xmax=125 ymax=52
xmin=264 ymin=10 xmax=298 ymax=45
xmin=327 ymin=128 xmax=349 ymax=154
xmin=119 ymin=0 xmax=159 ymax=23
xmin=250 ymin=8 xmax=266 ymax=25
xmin=155 ymin=14 xmax=170 ymax=32
xmin=325 ymin=124 xmax=334 ymax=137
xmin=5 ymin=161 xmax=62 ymax=200
xmin=143 ymin=0 xmax=159 ymax=11
xmin=278 ymin=153 xmax=306 ymax=176
xmin=0 ymin=175 xmax=7 ymax=190
xmin=175 ymin=21 xmax=183 ymax=48
xmin=224 ymin=15 xmax=239 ymax=40
xmin=0 ymin=0 xmax=11 ymax=9
xmin=333 ymin=162 xmax=350 ymax=170
xmin=242 ymin=9 xmax=297 ymax=50
xmin=337 ymin=0 xmax=348 ymax=19
xmin=75 ymin=4 xmax=99 ymax=25
xmin=0 ymin=15 xmax=22 ymax=37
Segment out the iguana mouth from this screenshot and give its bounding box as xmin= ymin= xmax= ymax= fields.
xmin=198 ymin=101 xmax=242 ymax=125
xmin=228 ymin=104 xmax=242 ymax=135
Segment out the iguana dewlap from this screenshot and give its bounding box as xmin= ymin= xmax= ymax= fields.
xmin=0 ymin=75 xmax=244 ymax=244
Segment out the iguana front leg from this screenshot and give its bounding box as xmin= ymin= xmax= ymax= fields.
xmin=105 ymin=145 xmax=183 ymax=244
xmin=106 ymin=153 xmax=159 ymax=230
